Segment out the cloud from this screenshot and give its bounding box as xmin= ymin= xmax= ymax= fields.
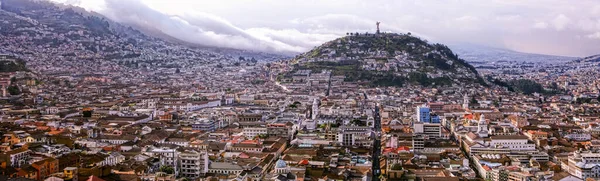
xmin=587 ymin=32 xmax=600 ymax=39
xmin=533 ymin=22 xmax=548 ymax=29
xmin=95 ymin=0 xmax=304 ymax=53
xmin=552 ymin=14 xmax=570 ymax=31
xmin=455 ymin=16 xmax=480 ymax=22
xmin=497 ymin=15 xmax=521 ymax=21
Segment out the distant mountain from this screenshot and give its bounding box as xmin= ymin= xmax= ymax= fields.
xmin=580 ymin=54 xmax=600 ymax=62
xmin=281 ymin=33 xmax=485 ymax=87
xmin=449 ymin=44 xmax=576 ymax=64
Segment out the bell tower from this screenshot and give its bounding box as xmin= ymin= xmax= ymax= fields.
xmin=312 ymin=98 xmax=319 ymax=120
xmin=463 ymin=94 xmax=469 ymax=109
xmin=477 ymin=114 xmax=489 ymax=137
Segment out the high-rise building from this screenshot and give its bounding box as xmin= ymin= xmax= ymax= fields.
xmin=179 ymin=150 xmax=209 ymax=179
xmin=416 ymin=105 xmax=440 ymax=123
xmin=416 ymin=105 xmax=430 ymax=123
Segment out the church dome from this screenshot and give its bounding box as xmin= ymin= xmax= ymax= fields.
xmin=275 ymin=159 xmax=287 ymax=168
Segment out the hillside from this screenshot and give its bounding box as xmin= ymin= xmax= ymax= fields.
xmin=0 ymin=0 xmax=286 ymax=71
xmin=284 ymin=33 xmax=485 ymax=87
xmin=580 ymin=54 xmax=600 ymax=62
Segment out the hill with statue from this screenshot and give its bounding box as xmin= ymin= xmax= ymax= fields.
xmin=277 ymin=32 xmax=485 ymax=87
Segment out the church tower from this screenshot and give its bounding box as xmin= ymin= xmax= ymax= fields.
xmin=463 ymin=94 xmax=469 ymax=109
xmin=477 ymin=114 xmax=489 ymax=138
xmin=312 ymin=98 xmax=319 ymax=120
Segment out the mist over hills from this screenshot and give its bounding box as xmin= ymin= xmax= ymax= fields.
xmin=449 ymin=44 xmax=577 ymax=64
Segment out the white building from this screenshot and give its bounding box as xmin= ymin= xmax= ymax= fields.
xmin=413 ymin=122 xmax=441 ymax=138
xmin=147 ymin=147 xmax=179 ymax=176
xmin=243 ymin=127 xmax=268 ymax=138
xmin=8 ymin=149 xmax=31 ymax=168
xmin=466 ymin=134 xmax=535 ymax=154
xmin=338 ymin=126 xmax=371 ymax=147
xmin=100 ymin=152 xmax=125 ymax=166
xmin=179 ymin=150 xmax=209 ymax=179
xmin=488 ymin=135 xmax=535 ymax=151
xmin=565 ymin=133 xmax=592 ymax=141
xmin=562 ymin=151 xmax=600 ymax=180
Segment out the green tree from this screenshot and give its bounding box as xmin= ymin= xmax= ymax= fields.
xmin=391 ymin=164 xmax=403 ymax=170
xmin=351 ymin=119 xmax=365 ymax=126
xmin=470 ymin=97 xmax=478 ymax=104
xmin=7 ymin=85 xmax=20 ymax=95
xmin=159 ymin=166 xmax=174 ymax=174
xmin=82 ymin=110 xmax=93 ymax=117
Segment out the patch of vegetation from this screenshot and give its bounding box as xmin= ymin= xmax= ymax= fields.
xmin=486 ymin=76 xmax=515 ymax=92
xmin=288 ymin=101 xmax=301 ymax=109
xmin=576 ymin=97 xmax=595 ymax=104
xmin=407 ymin=72 xmax=452 ymax=86
xmin=299 ymin=60 xmax=360 ymax=75
xmin=159 ymin=166 xmax=174 ymax=174
xmin=296 ymin=60 xmax=453 ymax=87
xmin=508 ymin=79 xmax=545 ymax=95
xmin=391 ymin=164 xmax=403 ymax=170
xmin=350 ymin=119 xmax=366 ymax=126
xmin=7 ymin=85 xmax=20 ymax=95
xmin=0 ymin=58 xmax=28 ymax=72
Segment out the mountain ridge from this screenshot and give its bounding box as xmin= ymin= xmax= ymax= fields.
xmin=580 ymin=54 xmax=600 ymax=62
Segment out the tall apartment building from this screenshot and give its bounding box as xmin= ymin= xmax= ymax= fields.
xmin=179 ymin=150 xmax=209 ymax=179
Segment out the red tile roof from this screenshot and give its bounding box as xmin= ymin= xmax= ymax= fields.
xmin=88 ymin=176 xmax=106 ymax=181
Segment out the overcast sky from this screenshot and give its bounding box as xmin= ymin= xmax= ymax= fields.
xmin=50 ymin=0 xmax=600 ymax=57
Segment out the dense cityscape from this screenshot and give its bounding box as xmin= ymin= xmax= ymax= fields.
xmin=1 ymin=0 xmax=600 ymax=181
